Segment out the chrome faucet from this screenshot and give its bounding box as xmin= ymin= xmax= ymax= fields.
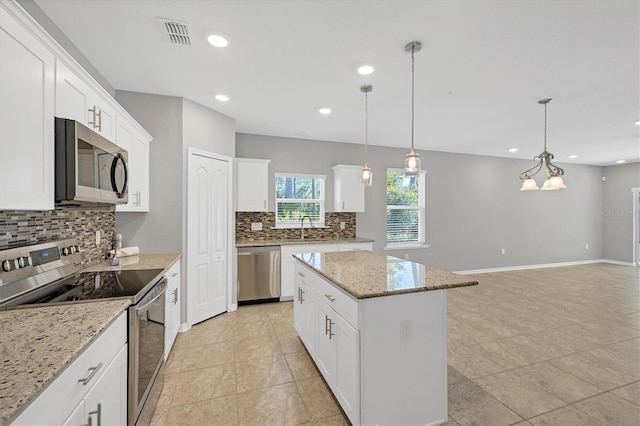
xmin=300 ymin=215 xmax=314 ymax=240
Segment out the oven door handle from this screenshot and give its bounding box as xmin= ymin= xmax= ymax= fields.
xmin=135 ymin=278 xmax=167 ymax=313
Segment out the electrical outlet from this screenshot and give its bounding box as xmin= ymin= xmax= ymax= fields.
xmin=96 ymin=230 xmax=101 ymax=246
xmin=501 ymin=248 xmax=506 ymax=255
xmin=95 ymin=274 xmax=101 ymax=289
xmin=251 ymin=222 xmax=263 ymax=231
xmin=340 ymin=222 xmax=346 ymax=230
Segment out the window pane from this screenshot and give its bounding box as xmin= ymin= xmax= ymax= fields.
xmin=386 ymin=208 xmax=420 ymax=243
xmin=276 ymin=202 xmax=321 ymax=223
xmin=276 ymin=177 xmax=322 ymax=200
xmin=386 ymin=171 xmax=419 ymax=206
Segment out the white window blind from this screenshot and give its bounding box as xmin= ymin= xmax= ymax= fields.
xmin=275 ymin=174 xmax=325 ymax=226
xmin=386 ymin=169 xmax=425 ymax=245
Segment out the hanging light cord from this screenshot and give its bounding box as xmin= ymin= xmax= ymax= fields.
xmin=543 ymin=101 xmax=548 ymax=152
xmin=364 ymin=90 xmax=369 ymax=163
xmin=410 ymin=44 xmax=415 ymax=151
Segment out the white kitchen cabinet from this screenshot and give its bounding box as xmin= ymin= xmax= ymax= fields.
xmin=165 ymin=260 xmax=182 ymax=359
xmin=14 ymin=312 xmax=128 ymax=426
xmin=280 ymin=244 xmax=338 ymax=300
xmin=293 ymin=268 xmax=317 ymax=357
xmin=236 ymin=158 xmax=270 ymax=211
xmin=116 ymin=113 xmax=151 ymax=212
xmin=332 ymin=165 xmax=365 ymax=212
xmin=55 ymin=60 xmax=115 ymax=141
xmin=293 ymin=260 xmax=448 ymax=425
xmin=0 ymin=5 xmax=55 ymax=210
xmin=338 ymin=242 xmax=373 ymax=252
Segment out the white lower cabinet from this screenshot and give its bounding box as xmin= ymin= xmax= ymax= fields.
xmin=14 ymin=312 xmax=128 ymax=426
xmin=165 ymin=260 xmax=182 ymax=359
xmin=294 ymin=261 xmax=448 ymax=425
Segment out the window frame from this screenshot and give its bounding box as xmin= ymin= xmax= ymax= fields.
xmin=274 ymin=172 xmax=326 ymax=228
xmin=384 ymin=168 xmax=427 ymax=249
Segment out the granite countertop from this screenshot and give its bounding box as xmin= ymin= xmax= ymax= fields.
xmin=0 ymin=300 xmax=130 ymax=426
xmin=293 ymin=251 xmax=478 ymax=299
xmin=236 ymin=237 xmax=374 ymax=248
xmin=84 ymin=252 xmax=182 ymax=272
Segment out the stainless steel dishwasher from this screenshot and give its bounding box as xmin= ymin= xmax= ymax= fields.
xmin=237 ymin=246 xmax=281 ymax=303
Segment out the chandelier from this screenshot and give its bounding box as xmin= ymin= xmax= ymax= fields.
xmin=519 ymin=98 xmax=566 ymax=191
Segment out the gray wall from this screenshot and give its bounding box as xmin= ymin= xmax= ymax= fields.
xmin=602 ymin=162 xmax=640 ymax=263
xmin=237 ymin=133 xmax=605 ymax=271
xmin=115 ymin=91 xmax=184 ymax=252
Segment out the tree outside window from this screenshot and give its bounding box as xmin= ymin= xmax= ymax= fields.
xmin=275 ymin=174 xmax=325 ymax=226
xmin=386 ymin=169 xmax=425 ymax=245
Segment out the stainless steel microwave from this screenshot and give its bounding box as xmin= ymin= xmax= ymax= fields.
xmin=55 ymin=118 xmax=128 ymax=205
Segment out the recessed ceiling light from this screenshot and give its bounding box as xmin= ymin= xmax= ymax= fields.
xmin=318 ymin=107 xmax=332 ymax=115
xmin=215 ymin=94 xmax=229 ymax=102
xmin=507 ymin=148 xmax=518 ymax=153
xmin=616 ymin=159 xmax=626 ymax=163
xmin=567 ymin=154 xmax=578 ymax=159
xmin=357 ymin=65 xmax=374 ymax=75
xmin=207 ymin=34 xmax=228 ymax=47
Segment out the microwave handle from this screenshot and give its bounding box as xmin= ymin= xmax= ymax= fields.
xmin=110 ymin=152 xmax=128 ymax=198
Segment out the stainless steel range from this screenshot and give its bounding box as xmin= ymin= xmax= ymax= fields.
xmin=0 ymin=239 xmax=166 ymax=426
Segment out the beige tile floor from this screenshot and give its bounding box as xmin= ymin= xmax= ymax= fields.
xmin=151 ymin=263 xmax=639 ymax=425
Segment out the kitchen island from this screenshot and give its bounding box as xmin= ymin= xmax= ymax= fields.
xmin=292 ymin=251 xmax=478 ymax=426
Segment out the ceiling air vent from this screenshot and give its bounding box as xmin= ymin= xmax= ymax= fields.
xmin=157 ymin=18 xmax=193 ymax=46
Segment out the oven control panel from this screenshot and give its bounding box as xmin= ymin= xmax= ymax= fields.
xmin=0 ymin=239 xmax=82 ymax=304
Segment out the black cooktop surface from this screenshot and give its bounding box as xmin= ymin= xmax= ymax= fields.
xmin=39 ymin=268 xmax=165 ymax=304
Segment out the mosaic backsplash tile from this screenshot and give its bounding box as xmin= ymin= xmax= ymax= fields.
xmin=236 ymin=212 xmax=356 ymax=242
xmin=0 ymin=206 xmax=116 ymax=266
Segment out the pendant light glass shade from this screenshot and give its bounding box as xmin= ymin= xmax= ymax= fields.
xmin=360 ymin=85 xmax=373 ymax=186
xmin=519 ymin=99 xmax=566 ymax=190
xmin=404 ymin=149 xmax=421 ymax=176
xmin=360 ymin=165 xmax=372 ymax=185
xmin=403 ymin=41 xmax=422 ymax=177
xmin=520 ymin=177 xmax=539 ymax=191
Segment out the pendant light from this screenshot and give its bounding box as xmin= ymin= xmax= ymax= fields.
xmin=404 ymin=41 xmax=422 ymax=176
xmin=360 ymin=85 xmax=373 ymax=186
xmin=519 ymin=98 xmax=566 ymax=191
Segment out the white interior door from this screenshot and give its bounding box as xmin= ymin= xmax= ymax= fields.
xmin=188 ymin=151 xmax=229 ymax=325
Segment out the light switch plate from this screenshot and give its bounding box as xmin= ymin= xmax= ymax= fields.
xmin=251 ymin=222 xmax=263 ymax=231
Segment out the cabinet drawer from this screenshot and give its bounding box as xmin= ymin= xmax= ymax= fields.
xmin=314 ymin=275 xmax=359 ymax=329
xmin=338 ymin=242 xmax=373 ymax=252
xmin=294 ymin=262 xmax=315 ymax=291
xmin=14 ymin=312 xmax=127 ymax=425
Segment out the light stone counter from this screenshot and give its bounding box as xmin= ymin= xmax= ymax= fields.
xmin=0 ymin=300 xmax=130 ymax=426
xmin=293 ymin=250 xmax=478 ymax=299
xmin=236 ymin=237 xmax=374 ymax=248
xmin=84 ymin=252 xmax=181 ymax=273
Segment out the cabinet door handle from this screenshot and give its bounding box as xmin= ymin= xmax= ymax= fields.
xmin=171 ymin=272 xmax=178 ymax=277
xmin=96 ymin=108 xmax=102 ymax=132
xmin=300 ymin=288 xmax=304 ymax=302
xmin=325 ymin=315 xmax=330 ymax=335
xmin=328 ymin=317 xmax=335 ymax=339
xmin=297 ymin=272 xmax=305 ymax=277
xmin=78 ymin=362 xmax=103 ymax=385
xmin=324 ymin=294 xmax=336 ymax=302
xmin=88 ymin=106 xmax=97 ymax=128
xmin=172 ymin=288 xmax=178 ymax=304
xmin=88 ymin=403 xmax=102 ymax=426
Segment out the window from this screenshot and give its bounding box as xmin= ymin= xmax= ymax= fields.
xmin=275 ymin=173 xmax=325 ymax=227
xmin=386 ymin=169 xmax=425 ymax=246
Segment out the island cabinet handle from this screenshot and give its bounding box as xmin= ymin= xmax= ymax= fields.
xmin=328 ymin=319 xmax=335 ymax=339
xmin=297 ymin=272 xmax=305 ymax=277
xmin=78 ymin=362 xmax=103 ymax=385
xmin=324 ymin=294 xmax=335 ymax=302
xmin=325 ymin=315 xmax=330 ymax=335
xmin=88 ymin=403 xmax=102 ymax=426
xmin=300 ymin=288 xmax=304 ymax=302
xmin=171 ymin=272 xmax=178 ymax=277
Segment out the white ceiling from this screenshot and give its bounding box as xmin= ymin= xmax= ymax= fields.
xmin=34 ymin=0 xmax=639 ymax=166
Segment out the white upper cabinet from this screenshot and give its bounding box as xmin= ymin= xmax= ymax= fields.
xmin=0 ymin=5 xmax=55 ymax=210
xmin=332 ymin=165 xmax=365 ymax=212
xmin=116 ymin=113 xmax=151 ymax=212
xmin=236 ymin=158 xmax=270 ymax=212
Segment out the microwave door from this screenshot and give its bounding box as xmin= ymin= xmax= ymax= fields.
xmin=98 ymin=151 xmax=128 ymax=203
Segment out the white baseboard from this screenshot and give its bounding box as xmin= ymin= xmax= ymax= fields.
xmin=454 ymin=259 xmax=635 ymax=275
xmin=228 ymin=302 xmax=238 ymax=312
xmin=178 ymin=323 xmax=191 ymax=333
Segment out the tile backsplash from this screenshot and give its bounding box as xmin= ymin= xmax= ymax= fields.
xmin=236 ymin=212 xmax=356 ymax=242
xmin=0 ymin=206 xmax=116 ymax=266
